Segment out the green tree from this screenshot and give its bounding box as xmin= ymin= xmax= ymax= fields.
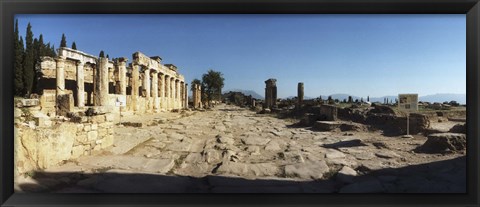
xmin=99 ymin=50 xmax=105 ymax=58
xmin=367 ymin=96 xmax=370 ymax=102
xmin=22 ymin=23 xmax=35 ymax=96
xmin=49 ymin=44 xmax=56 ymax=57
xmin=14 ymin=19 xmax=24 ymax=96
xmin=60 ymin=33 xmax=67 ymax=47
xmin=348 ymin=96 xmax=353 ymax=103
xmin=201 ymin=69 xmax=225 ymax=102
xmin=71 ymin=41 xmax=77 ymax=50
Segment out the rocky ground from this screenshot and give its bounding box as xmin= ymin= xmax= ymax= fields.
xmin=15 ymin=104 xmax=466 ymax=193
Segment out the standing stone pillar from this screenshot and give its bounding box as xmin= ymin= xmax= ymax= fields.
xmin=193 ymin=83 xmax=202 ymax=109
xmin=76 ymin=61 xmax=85 ymax=107
xmin=165 ymin=76 xmax=171 ymax=110
xmin=196 ymin=84 xmax=202 ymax=108
xmin=297 ymin=82 xmax=304 ymax=108
xmin=184 ymin=83 xmax=188 ymax=109
xmin=264 ymin=78 xmax=277 ymax=110
xmin=176 ymin=80 xmax=181 ymax=109
xmin=94 ymin=57 xmax=109 ymax=106
xmin=152 ymin=71 xmax=159 ymax=111
xmin=159 ymin=73 xmax=165 ymax=110
xmin=116 ymin=57 xmax=128 ymax=95
xmin=143 ymin=69 xmax=151 ymax=99
xmin=131 ymin=64 xmax=140 ymax=111
xmin=55 ymin=57 xmax=66 ymax=96
xmin=171 ymin=78 xmax=176 ymax=110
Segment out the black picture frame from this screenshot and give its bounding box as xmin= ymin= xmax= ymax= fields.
xmin=1 ymin=0 xmax=478 ymax=206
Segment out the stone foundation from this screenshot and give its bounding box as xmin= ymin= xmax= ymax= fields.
xmin=14 ymin=106 xmax=114 ymax=176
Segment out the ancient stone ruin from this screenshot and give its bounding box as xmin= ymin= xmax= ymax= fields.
xmin=192 ymin=83 xmax=202 ymax=109
xmin=15 ymin=47 xmax=190 ymax=176
xmin=37 ymin=47 xmax=188 ymax=116
xmin=297 ymin=82 xmax=304 ymax=108
xmin=264 ymin=78 xmax=277 ymax=110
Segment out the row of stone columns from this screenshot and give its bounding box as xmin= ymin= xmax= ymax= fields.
xmin=135 ymin=65 xmax=187 ymax=111
xmin=56 ymin=56 xmax=88 ymax=108
xmin=54 ymin=56 xmax=187 ymax=111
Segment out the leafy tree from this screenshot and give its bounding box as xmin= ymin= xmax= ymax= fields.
xmin=360 ymin=97 xmax=364 ymax=103
xmin=367 ymin=96 xmax=370 ymax=102
xmin=327 ymin=95 xmax=332 ymax=101
xmin=71 ymin=41 xmax=77 ymax=50
xmin=60 ymin=33 xmax=67 ymax=47
xmin=23 ymin=23 xmax=35 ymax=96
xmin=201 ymin=69 xmax=225 ymax=102
xmin=99 ymin=50 xmax=105 ymax=58
xmin=348 ymin=96 xmax=353 ymax=103
xmin=14 ymin=19 xmax=24 ymax=96
xmin=190 ymin=79 xmax=201 ymax=92
xmin=106 ymin=54 xmax=109 ymax=59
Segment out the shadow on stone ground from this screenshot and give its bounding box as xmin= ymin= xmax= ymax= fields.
xmin=18 ymin=156 xmax=466 ymax=193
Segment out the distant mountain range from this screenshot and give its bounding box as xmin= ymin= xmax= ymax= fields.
xmin=223 ymin=90 xmax=466 ymax=104
xmin=223 ymin=89 xmax=264 ymax=99
xmin=315 ymin=93 xmax=466 ymax=104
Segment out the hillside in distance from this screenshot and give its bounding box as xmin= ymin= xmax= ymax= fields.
xmin=223 ymin=89 xmax=264 ymax=99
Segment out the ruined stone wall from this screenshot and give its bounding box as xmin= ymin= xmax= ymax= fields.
xmin=14 ymin=106 xmax=114 ymax=176
xmin=319 ymin=105 xmax=338 ymax=121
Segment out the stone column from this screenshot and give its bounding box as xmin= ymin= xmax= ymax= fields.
xmin=152 ymin=71 xmax=159 ymax=111
xmin=176 ymin=80 xmax=181 ymax=109
xmin=55 ymin=57 xmax=66 ymax=96
xmin=297 ymin=82 xmax=304 ymax=108
xmin=94 ymin=57 xmax=109 ymax=106
xmin=159 ymin=73 xmax=165 ymax=110
xmin=131 ymin=64 xmax=140 ymax=111
xmin=165 ymin=75 xmax=171 ymax=109
xmin=264 ymin=79 xmax=277 ymax=109
xmin=171 ymin=77 xmax=176 ymax=109
xmin=76 ymin=61 xmax=85 ymax=107
xmin=143 ymin=69 xmax=151 ymax=99
xmin=184 ymin=83 xmax=188 ymax=109
xmin=117 ymin=57 xmax=128 ymax=95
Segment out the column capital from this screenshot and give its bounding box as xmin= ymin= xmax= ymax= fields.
xmin=76 ymin=60 xmax=85 ymax=66
xmin=55 ymin=56 xmax=66 ymax=63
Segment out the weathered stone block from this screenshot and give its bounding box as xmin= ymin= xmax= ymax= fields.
xmin=87 ymin=131 xmax=98 ymax=141
xmin=34 ymin=116 xmax=52 ymax=128
xmin=76 ymin=134 xmax=88 ymax=145
xmin=17 ymin=99 xmax=40 ymax=107
xmin=318 ymin=105 xmax=338 ymax=121
xmin=101 ymin=135 xmax=114 ymax=149
xmin=71 ymin=145 xmax=86 ymax=159
xmin=14 ymin=108 xmax=22 ymax=118
xmin=76 ymin=124 xmax=84 ymax=132
xmin=98 ymin=129 xmax=108 ymax=137
xmin=90 ymin=115 xmax=106 ymax=123
xmin=419 ymin=133 xmax=466 ymax=153
xmin=91 ymin=123 xmax=98 ymax=131
xmin=83 ymin=124 xmax=91 ymax=132
xmin=105 ymin=113 xmax=115 ymax=122
xmin=56 ymin=94 xmax=74 ymax=116
xmin=90 ymin=106 xmax=113 ymax=115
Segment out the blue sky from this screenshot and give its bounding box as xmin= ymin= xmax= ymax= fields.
xmin=17 ymin=14 xmax=466 ymax=98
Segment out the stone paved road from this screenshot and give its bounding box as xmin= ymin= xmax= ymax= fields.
xmin=15 ymin=104 xmax=466 ymax=193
